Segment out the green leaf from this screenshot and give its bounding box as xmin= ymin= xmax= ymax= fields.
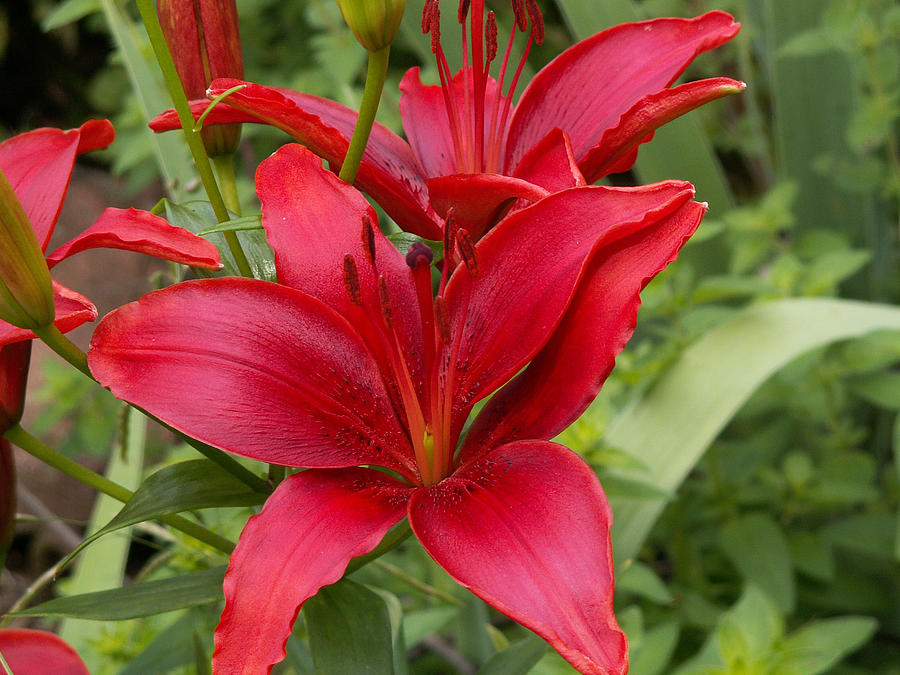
xmin=41 ymin=0 xmax=100 ymax=30
xmin=776 ymin=616 xmax=877 ymax=675
xmin=198 ymin=214 xmax=263 ymax=234
xmin=119 ymin=609 xmax=217 ymax=675
xmin=788 ymin=532 xmax=836 ymax=582
xmin=617 ymin=562 xmax=673 ymax=605
xmin=62 ymin=459 xmax=265 ymax=569
xmin=629 ymin=621 xmax=679 ymax=675
xmin=719 ymin=514 xmax=795 ymax=613
xmin=848 ymin=372 xmax=900 ymax=409
xmin=305 ymin=579 xmax=396 ymax=675
xmin=478 ymin=635 xmax=548 ymax=675
xmin=13 ymin=567 xmax=226 ymax=620
xmin=607 ymin=298 xmax=900 ymax=562
xmin=402 ymin=607 xmax=459 ymax=648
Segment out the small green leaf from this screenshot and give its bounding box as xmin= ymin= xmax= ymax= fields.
xmin=478 ymin=635 xmax=548 ymax=675
xmin=720 ymin=515 xmax=795 ymax=613
xmin=788 ymin=532 xmax=836 ymax=582
xmin=617 ymin=562 xmax=673 ymax=605
xmin=848 ymin=372 xmax=900 ymax=409
xmin=198 ymin=214 xmax=263 ymax=234
xmin=13 ymin=567 xmax=226 ymax=620
xmin=402 ymin=607 xmax=458 ymax=648
xmin=305 ymin=579 xmax=396 ymax=675
xmin=42 ymin=0 xmax=101 ymax=31
xmin=776 ymin=616 xmax=877 ymax=674
xmin=629 ymin=621 xmax=679 ymax=675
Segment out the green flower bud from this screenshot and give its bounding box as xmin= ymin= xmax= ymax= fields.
xmin=157 ymin=0 xmax=244 ymax=156
xmin=337 ymin=0 xmax=406 ymax=52
xmin=0 ymin=168 xmax=54 ymax=330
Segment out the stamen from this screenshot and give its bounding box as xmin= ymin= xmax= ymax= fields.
xmin=525 ymin=0 xmax=544 ymax=45
xmin=378 ymin=276 xmax=393 ymax=329
xmin=510 ymin=0 xmax=527 ymax=32
xmin=457 ymin=0 xmax=470 ymax=23
xmin=455 ymin=229 xmax=479 ymax=277
xmin=486 ymin=12 xmax=498 ymax=64
xmin=434 ymin=296 xmax=451 ymax=344
xmin=422 ymin=0 xmax=437 ymax=34
xmin=429 ymin=8 xmax=442 ymax=54
xmin=361 ymin=215 xmax=377 ymax=266
xmin=342 ymin=254 xmax=362 ymax=305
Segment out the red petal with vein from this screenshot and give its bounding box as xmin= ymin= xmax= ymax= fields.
xmin=0 ymin=628 xmax=90 ymax=675
xmin=149 ymin=100 xmax=252 ymax=130
xmin=442 ymin=182 xmax=694 ymax=428
xmin=399 ymin=68 xmax=507 ymax=178
xmin=462 ymin=199 xmax=706 ymax=460
xmin=203 ymin=79 xmax=442 ymax=239
xmin=88 ymin=278 xmax=417 ymax=478
xmin=506 ymin=11 xmax=740 ymax=173
xmin=214 ymin=468 xmax=412 ymax=673
xmin=410 ymin=441 xmax=626 ymax=675
xmin=511 ymin=129 xmax=587 ymax=193
xmin=256 ymin=144 xmax=424 ymax=402
xmin=0 ymin=120 xmax=114 ymax=250
xmin=582 ymin=77 xmax=746 ymax=182
xmin=45 ymin=207 xmax=222 ymax=269
xmin=0 ymin=281 xmax=96 ymax=348
xmin=426 ymin=173 xmax=549 ymax=243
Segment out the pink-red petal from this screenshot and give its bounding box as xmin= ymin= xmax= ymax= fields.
xmin=506 ymin=12 xmax=740 ymax=174
xmin=214 ymin=468 xmax=412 ymax=673
xmin=462 ymin=199 xmax=706 ymax=460
xmin=410 ymin=441 xmax=626 ymax=675
xmin=0 ymin=281 xmax=97 ymax=348
xmin=511 ymin=128 xmax=587 ymax=193
xmin=44 ymin=207 xmax=222 ymax=270
xmin=0 ymin=120 xmax=114 ymax=251
xmin=88 ymin=278 xmax=417 ymax=478
xmin=0 ymin=628 xmax=90 ymax=675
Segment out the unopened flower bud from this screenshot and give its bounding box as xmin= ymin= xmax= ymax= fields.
xmin=157 ymin=0 xmax=244 ymax=156
xmin=0 ymin=341 xmax=30 ymax=433
xmin=0 ymin=169 xmax=54 ymax=330
xmin=337 ymin=0 xmax=406 ymax=52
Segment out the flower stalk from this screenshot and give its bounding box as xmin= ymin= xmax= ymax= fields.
xmin=339 ymin=46 xmax=391 ymax=185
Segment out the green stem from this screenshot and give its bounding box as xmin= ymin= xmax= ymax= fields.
xmin=338 ymin=47 xmax=390 ymax=185
xmin=4 ymin=425 xmax=234 ymax=554
xmin=267 ymin=464 xmax=285 ymax=487
xmin=32 ymin=324 xmax=91 ymax=378
xmin=133 ymin=0 xmax=253 ymax=278
xmin=373 ymin=559 xmax=465 ymax=607
xmin=212 ymin=155 xmax=242 ymax=216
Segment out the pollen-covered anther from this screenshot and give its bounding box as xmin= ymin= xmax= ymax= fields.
xmin=434 ymin=296 xmax=451 ymax=344
xmin=510 ymin=0 xmax=527 ymax=31
xmin=458 ymin=0 xmax=471 ymax=23
xmin=422 ymin=0 xmax=437 ymax=33
xmin=455 ymin=229 xmax=479 ymax=277
xmin=361 ymin=215 xmax=377 ymax=266
xmin=486 ymin=11 xmax=498 ymax=63
xmin=428 ymin=7 xmax=442 ymax=54
xmin=343 ymin=254 xmax=362 ymax=305
xmin=378 ymin=276 xmax=393 ymax=328
xmin=525 ymin=0 xmax=544 ymax=44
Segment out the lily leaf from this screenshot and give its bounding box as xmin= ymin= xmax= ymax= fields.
xmin=608 ymin=298 xmax=900 ymax=562
xmin=478 ymin=635 xmax=548 ymax=675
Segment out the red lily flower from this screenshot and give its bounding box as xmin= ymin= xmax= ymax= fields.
xmin=0 ymin=628 xmax=89 ymax=674
xmin=150 ymin=7 xmax=741 ymax=241
xmin=0 ymin=120 xmax=221 ymax=349
xmin=89 ymin=143 xmax=706 ymax=673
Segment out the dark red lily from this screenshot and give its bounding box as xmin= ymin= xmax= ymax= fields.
xmin=150 ymin=6 xmax=741 ymax=240
xmin=89 ymin=143 xmax=706 ymax=673
xmin=0 ymin=120 xmax=221 ymax=349
xmin=0 ymin=628 xmax=90 ymax=674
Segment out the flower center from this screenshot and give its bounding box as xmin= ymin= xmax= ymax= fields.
xmin=422 ymin=0 xmax=544 ymax=174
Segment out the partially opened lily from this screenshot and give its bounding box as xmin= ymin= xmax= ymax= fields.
xmin=150 ymin=5 xmax=741 ymax=240
xmin=89 ymin=143 xmax=707 ymax=673
xmin=0 ymin=120 xmax=221 ymax=350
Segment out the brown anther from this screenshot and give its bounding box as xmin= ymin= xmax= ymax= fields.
xmin=525 ymin=0 xmax=544 ymax=44
xmin=434 ymin=296 xmax=451 ymax=344
xmin=429 ymin=7 xmax=442 ymax=54
xmin=486 ymin=11 xmax=498 ymax=63
xmin=457 ymin=0 xmax=470 ymax=23
xmin=455 ymin=229 xmax=479 ymax=277
xmin=343 ymin=254 xmax=362 ymax=305
xmin=510 ymin=0 xmax=527 ymax=31
xmin=422 ymin=0 xmax=437 ymax=33
xmin=361 ymin=215 xmax=377 ymax=266
xmin=378 ymin=276 xmax=393 ymax=328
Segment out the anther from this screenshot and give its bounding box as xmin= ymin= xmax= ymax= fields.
xmin=378 ymin=276 xmax=393 ymax=329
xmin=422 ymin=0 xmax=437 ymax=33
xmin=434 ymin=296 xmax=451 ymax=344
xmin=486 ymin=12 xmax=498 ymax=63
xmin=455 ymin=229 xmax=479 ymax=278
xmin=458 ymin=0 xmax=470 ymax=23
xmin=343 ymin=254 xmax=362 ymax=305
xmin=510 ymin=0 xmax=526 ymax=31
xmin=525 ymin=0 xmax=544 ymax=44
xmin=406 ymin=241 xmax=434 ymax=269
xmin=429 ymin=7 xmax=442 ymax=54
xmin=361 ymin=215 xmax=377 ymax=266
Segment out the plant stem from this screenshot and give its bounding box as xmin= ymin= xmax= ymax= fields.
xmin=338 ymin=47 xmax=390 ymax=185
xmin=4 ymin=425 xmax=234 ymax=554
xmin=31 ymin=324 xmax=91 ymax=378
xmin=133 ymin=0 xmax=253 ymax=278
xmin=212 ymin=155 xmax=242 ymax=216
xmin=373 ymin=559 xmax=465 ymax=607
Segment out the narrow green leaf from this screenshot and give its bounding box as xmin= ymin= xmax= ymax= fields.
xmin=41 ymin=0 xmax=100 ymax=31
xmin=617 ymin=561 xmax=673 ymax=605
xmin=629 ymin=621 xmax=679 ymax=675
xmin=848 ymin=372 xmax=900 ymax=409
xmin=478 ymin=635 xmax=548 ymax=675
xmin=402 ymin=607 xmax=459 ymax=648
xmin=305 ymin=579 xmax=395 ymax=675
xmin=13 ymin=567 xmax=226 ymax=620
xmin=198 ymin=214 xmax=264 ymax=235
xmin=607 ymin=298 xmax=900 ymax=562
xmin=720 ymin=515 xmax=795 ymax=613
xmin=776 ymin=616 xmax=877 ymax=675
xmin=119 ymin=609 xmax=216 ymax=675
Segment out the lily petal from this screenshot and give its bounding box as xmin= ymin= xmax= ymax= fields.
xmin=511 ymin=129 xmax=587 ymax=193
xmin=581 ymin=77 xmax=746 ymax=181
xmin=0 ymin=120 xmax=114 ymax=251
xmin=45 ymin=207 xmax=222 ymax=269
xmin=201 ymin=79 xmax=442 ymax=239
xmin=506 ymin=11 xmax=740 ymax=174
xmin=0 ymin=281 xmax=96 ymax=348
xmin=410 ymin=441 xmax=626 ymax=675
xmin=214 ymin=468 xmax=412 ymax=673
xmin=442 ymin=181 xmax=694 ymax=429
xmin=88 ymin=278 xmax=417 ymax=478
xmin=462 ymin=199 xmax=706 ymax=458
xmin=0 ymin=628 xmax=90 ymax=675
